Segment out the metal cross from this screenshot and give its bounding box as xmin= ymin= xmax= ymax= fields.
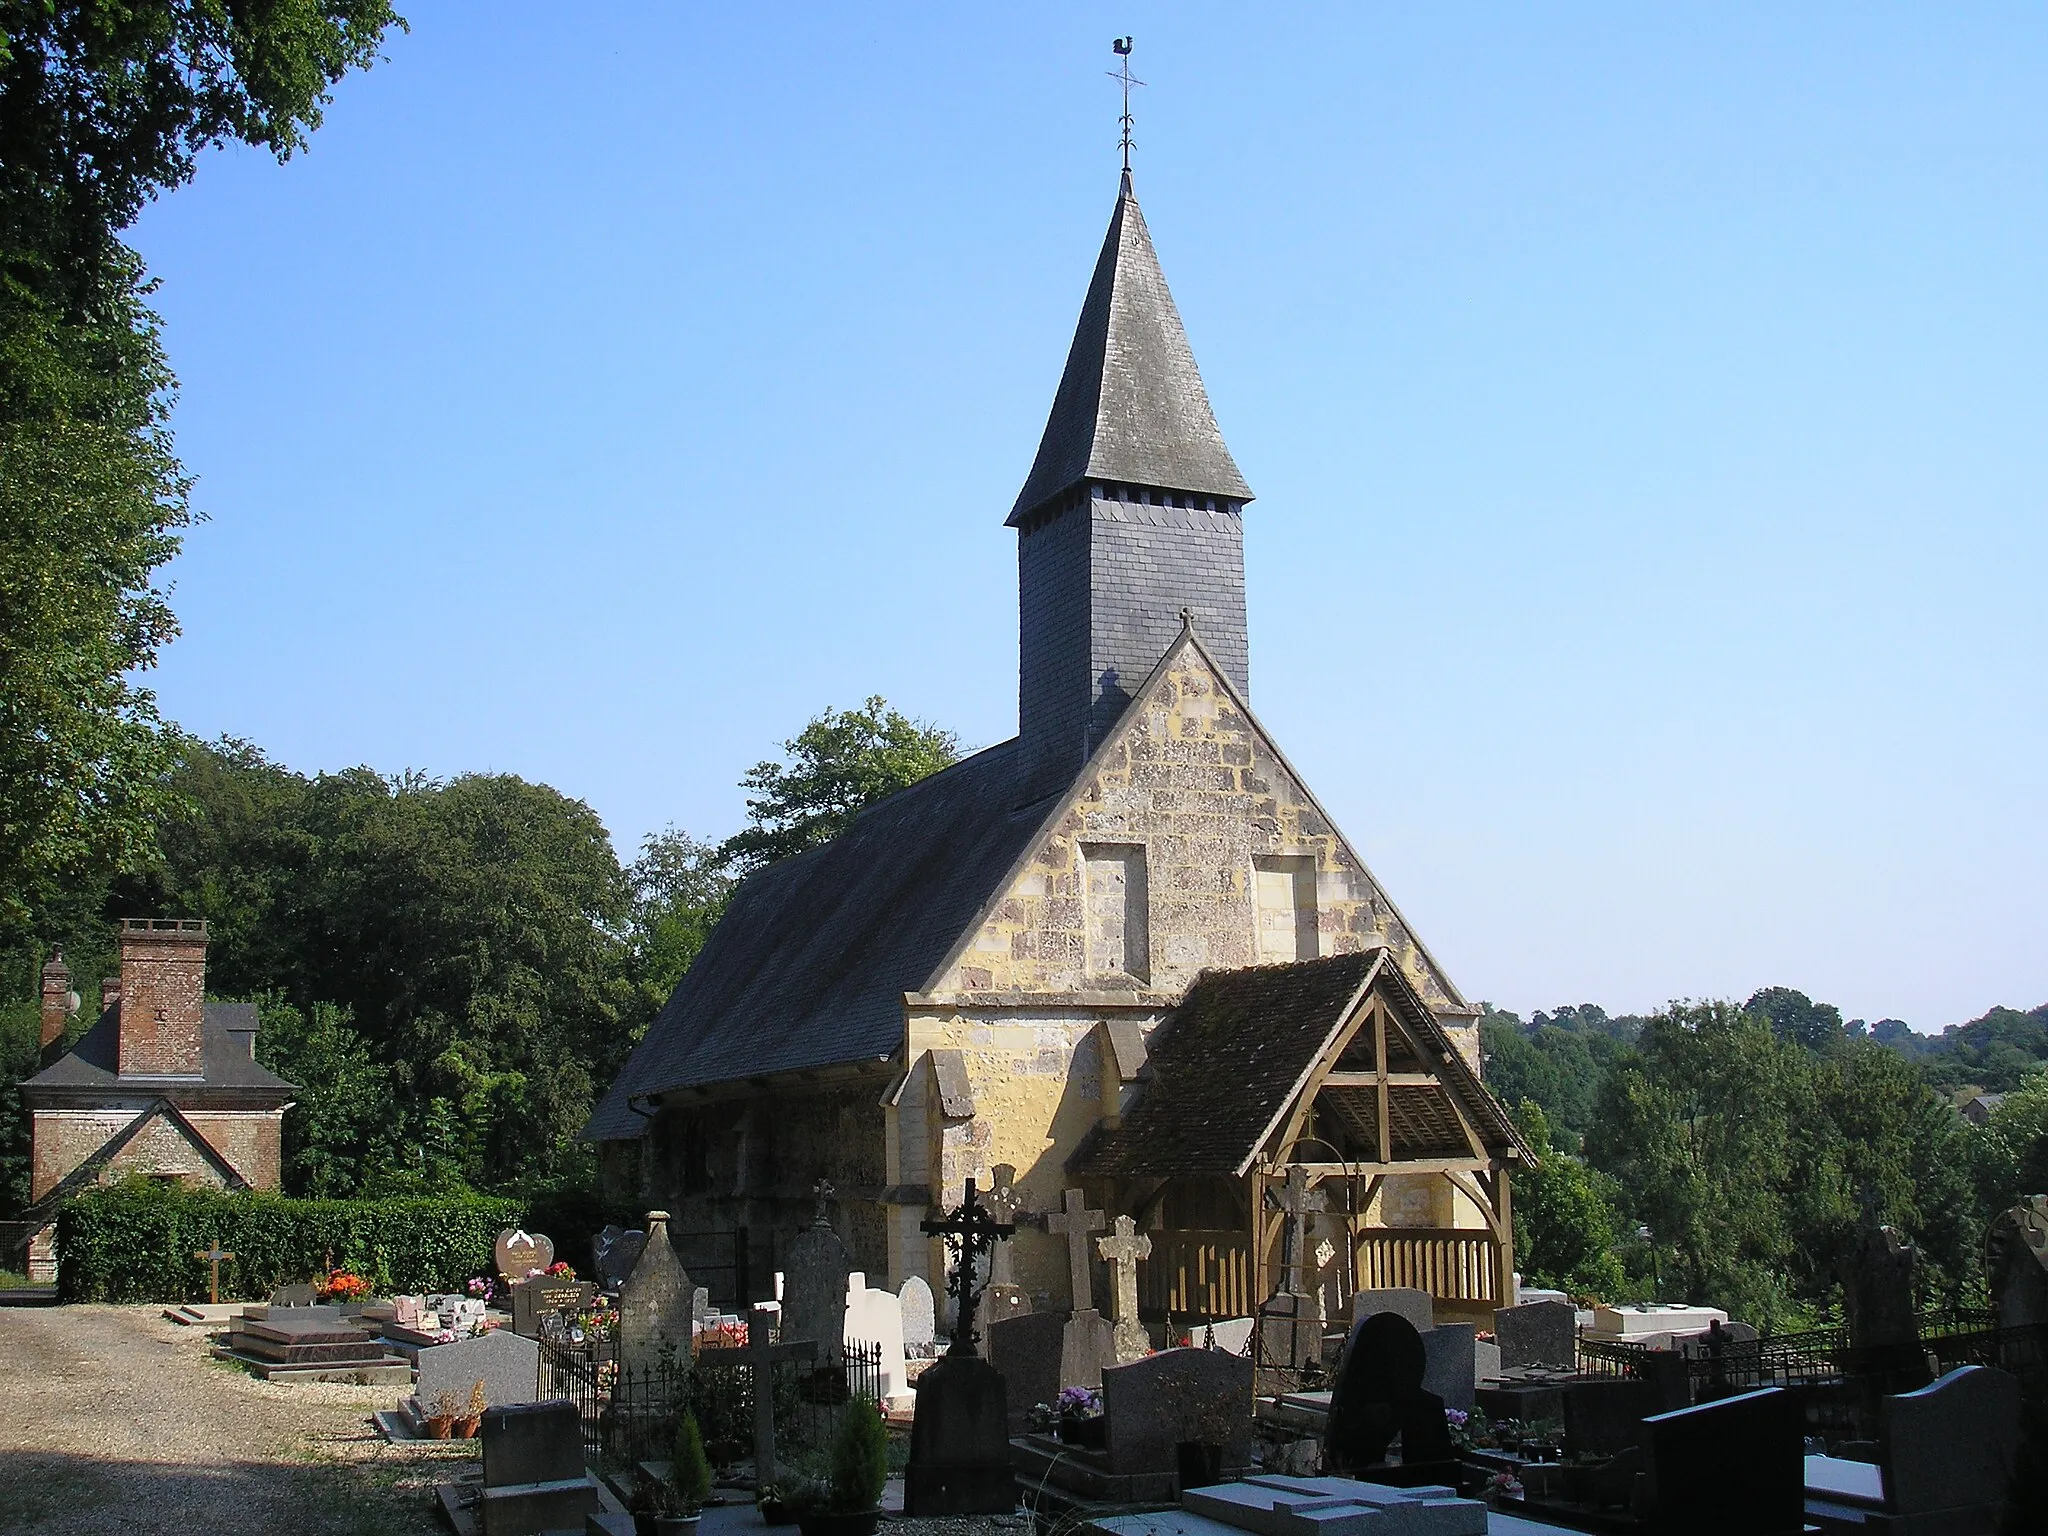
xmin=811 ymin=1178 xmax=834 ymax=1227
xmin=743 ymin=1305 xmax=816 ymax=1491
xmin=1109 ymin=37 xmax=1145 ymax=173
xmin=983 ymin=1164 xmax=1029 ymax=1285
xmin=1272 ymin=1165 xmax=1327 ymax=1297
xmin=922 ymin=1178 xmax=1014 ymax=1355
xmin=194 ymin=1240 xmax=235 ymax=1305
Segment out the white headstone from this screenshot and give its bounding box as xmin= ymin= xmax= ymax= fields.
xmin=898 ymin=1276 xmax=936 ymax=1355
xmin=843 ymin=1278 xmax=909 ymax=1406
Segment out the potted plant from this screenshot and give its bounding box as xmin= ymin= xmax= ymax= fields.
xmin=662 ymin=1410 xmax=713 ymax=1533
xmin=756 ymin=1482 xmax=798 ymax=1526
xmin=794 ymin=1398 xmax=888 ymax=1536
xmin=422 ymin=1389 xmax=462 ymax=1439
xmin=454 ymin=1380 xmax=486 ymax=1438
xmin=1053 ymin=1386 xmax=1106 ymax=1448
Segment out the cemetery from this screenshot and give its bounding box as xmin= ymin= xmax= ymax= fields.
xmin=1 ymin=19 xmax=2043 ymax=1536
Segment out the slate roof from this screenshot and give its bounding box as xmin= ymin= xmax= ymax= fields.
xmin=1069 ymin=951 xmax=1528 ymax=1179
xmin=20 ymin=1001 xmax=295 ymax=1104
xmin=1008 ymin=171 xmax=1253 ymax=523
xmin=582 ymin=739 xmax=1049 ymax=1141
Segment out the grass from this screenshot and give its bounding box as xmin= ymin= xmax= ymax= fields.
xmin=0 ymin=1266 xmax=40 ymax=1287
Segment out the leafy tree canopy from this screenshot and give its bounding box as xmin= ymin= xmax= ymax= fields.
xmin=719 ymin=697 xmax=959 ymax=871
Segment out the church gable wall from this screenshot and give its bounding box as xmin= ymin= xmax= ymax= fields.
xmin=942 ymin=644 xmax=1456 ymax=1010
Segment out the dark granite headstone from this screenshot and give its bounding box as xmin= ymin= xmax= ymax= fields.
xmin=1100 ymin=1347 xmax=1254 ymax=1477
xmin=592 ymin=1225 xmax=646 ymax=1291
xmin=1352 ymin=1287 xmax=1433 ymax=1332
xmin=479 ymin=1399 xmax=600 ymax=1536
xmin=269 ymin=1282 xmax=317 ymax=1307
xmin=1844 ymin=1225 xmax=1921 ymax=1378
xmin=1494 ymin=1299 xmax=1577 ymax=1369
xmin=509 ymin=1277 xmax=594 ymax=1338
xmin=1324 ymin=1311 xmax=1456 ymax=1478
xmin=1562 ymin=1377 xmax=1657 ymax=1459
xmin=1989 ymin=1197 xmax=2048 ymax=1330
xmin=1644 ymin=1386 xmax=1803 ymax=1536
xmin=987 ymin=1309 xmax=1065 ymax=1434
xmin=1881 ymin=1365 xmax=2023 ymax=1531
xmin=1420 ymin=1323 xmax=1476 ymax=1414
xmin=904 ymin=1353 xmax=1014 ymax=1515
xmin=493 ymin=1227 xmax=554 ymax=1281
xmin=415 ymin=1328 xmax=541 ymax=1418
xmin=975 ymin=1281 xmax=1032 ymax=1355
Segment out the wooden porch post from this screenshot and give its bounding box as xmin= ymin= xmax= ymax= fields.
xmin=1494 ymin=1163 xmax=1515 ymax=1306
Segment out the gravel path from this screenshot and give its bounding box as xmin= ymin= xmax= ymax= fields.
xmin=0 ymin=1305 xmax=463 ymax=1536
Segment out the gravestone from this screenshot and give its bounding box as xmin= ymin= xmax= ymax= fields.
xmin=1420 ymin=1323 xmax=1476 ymax=1414
xmin=1059 ymin=1307 xmax=1116 ymax=1390
xmin=1562 ymin=1377 xmax=1657 ymax=1459
xmin=479 ymin=1399 xmax=600 ymax=1536
xmin=1184 ymin=1476 xmax=1487 ymax=1536
xmin=1644 ymin=1386 xmax=1803 ymax=1536
xmin=393 ymin=1296 xmax=422 ymax=1327
xmin=977 ymin=1282 xmax=1031 ymax=1350
xmin=591 ymin=1224 xmax=645 ymax=1291
xmin=983 ymin=1165 xmax=1029 ymax=1285
xmin=1201 ymin=1317 xmax=1255 ymax=1356
xmin=1474 ymin=1337 xmax=1502 ymax=1383
xmin=900 ymin=1275 xmax=937 ymax=1356
xmin=1494 ymin=1299 xmax=1577 ymax=1369
xmin=781 ymin=1184 xmax=852 ymax=1365
xmin=1844 ymin=1225 xmax=1921 ymax=1379
xmin=493 ymin=1227 xmax=554 ymax=1281
xmin=415 ymin=1329 xmax=541 ymax=1422
xmin=904 ymin=1352 xmax=1014 ymax=1514
xmin=1099 ymin=1347 xmax=1254 ymax=1477
xmin=988 ymin=1309 xmax=1065 ymax=1434
xmin=615 ymin=1211 xmax=692 ymax=1373
xmin=1989 ymin=1195 xmax=2048 ymax=1329
xmin=691 ymin=1286 xmax=713 ymax=1328
xmin=844 ymin=1274 xmax=909 ymax=1403
xmin=1047 ymin=1188 xmax=1105 ymax=1310
xmin=270 ymin=1282 xmax=317 ymax=1307
xmin=509 ymin=1276 xmax=594 ymax=1338
xmin=1097 ymin=1214 xmax=1152 ymax=1364
xmin=1324 ymin=1311 xmax=1456 ymax=1478
xmin=1352 ymin=1287 xmax=1433 ymax=1332
xmin=1880 ymin=1364 xmax=2023 ymax=1530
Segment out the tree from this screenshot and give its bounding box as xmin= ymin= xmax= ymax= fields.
xmin=0 ymin=2 xmax=402 ymax=937
xmin=1511 ymin=1101 xmax=1627 ymax=1298
xmin=252 ymin=995 xmax=388 ymax=1197
xmin=1746 ymin=987 xmax=1845 ymax=1052
xmin=719 ymin=697 xmax=958 ymax=870
xmin=628 ymin=828 xmax=734 ymax=1008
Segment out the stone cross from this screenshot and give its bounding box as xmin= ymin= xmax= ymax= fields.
xmin=1274 ymin=1165 xmax=1326 ymax=1296
xmin=1096 ymin=1214 xmax=1153 ymax=1363
xmin=1047 ymin=1187 xmax=1105 ymax=1312
xmin=983 ymin=1164 xmax=1029 ymax=1285
xmin=921 ymin=1178 xmax=1015 ymax=1355
xmin=811 ymin=1178 xmax=834 ymax=1227
xmin=743 ymin=1305 xmax=815 ymax=1490
xmin=194 ymin=1240 xmax=235 ymax=1305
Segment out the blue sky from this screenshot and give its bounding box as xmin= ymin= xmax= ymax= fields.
xmin=130 ymin=5 xmax=2044 ymax=1028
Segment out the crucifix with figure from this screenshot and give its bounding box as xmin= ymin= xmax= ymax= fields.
xmin=921 ymin=1178 xmax=1014 ymax=1354
xmin=1047 ymin=1187 xmax=1105 ymax=1312
xmin=1274 ymin=1164 xmax=1327 ymax=1297
xmin=194 ymin=1240 xmax=235 ymax=1305
xmin=743 ymin=1305 xmax=816 ymax=1490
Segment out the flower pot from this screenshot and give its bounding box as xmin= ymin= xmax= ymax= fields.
xmin=757 ymin=1499 xmax=796 ymax=1527
xmin=454 ymin=1415 xmax=481 ymax=1438
xmin=426 ymin=1416 xmax=454 ymax=1440
xmin=654 ymin=1516 xmax=700 ymax=1535
xmin=795 ymin=1510 xmax=882 ymax=1536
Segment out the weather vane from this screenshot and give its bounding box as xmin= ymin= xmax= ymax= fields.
xmin=1109 ymin=37 xmax=1144 ymax=174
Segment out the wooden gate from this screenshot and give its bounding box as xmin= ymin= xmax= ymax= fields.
xmin=1355 ymin=1227 xmax=1500 ymax=1305
xmin=1138 ymin=1228 xmax=1253 ymax=1321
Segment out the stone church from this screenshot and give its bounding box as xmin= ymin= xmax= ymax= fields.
xmin=585 ymin=171 xmax=1528 ymax=1329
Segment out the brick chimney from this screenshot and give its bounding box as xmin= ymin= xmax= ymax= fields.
xmin=40 ymin=948 xmax=73 ymax=1054
xmin=116 ymin=919 xmax=209 ymax=1078
xmin=100 ymin=973 xmax=122 ymax=1014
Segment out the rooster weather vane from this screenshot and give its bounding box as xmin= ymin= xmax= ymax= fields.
xmin=1109 ymin=37 xmax=1144 ymax=174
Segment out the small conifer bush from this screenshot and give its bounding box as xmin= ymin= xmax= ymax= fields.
xmin=672 ymin=1410 xmax=714 ymax=1513
xmin=828 ymin=1397 xmax=889 ymax=1512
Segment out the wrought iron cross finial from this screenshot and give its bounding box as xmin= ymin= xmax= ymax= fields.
xmin=812 ymin=1178 xmax=834 ymax=1227
xmin=1109 ymin=37 xmax=1144 ymax=175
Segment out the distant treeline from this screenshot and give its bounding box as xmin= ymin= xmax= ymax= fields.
xmin=1487 ymin=989 xmax=2048 ymax=1332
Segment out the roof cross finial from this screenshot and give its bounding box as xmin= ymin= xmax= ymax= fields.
xmin=1109 ymin=37 xmax=1144 ymax=175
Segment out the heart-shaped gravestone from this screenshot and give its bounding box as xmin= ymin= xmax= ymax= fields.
xmin=494 ymin=1227 xmax=555 ymax=1280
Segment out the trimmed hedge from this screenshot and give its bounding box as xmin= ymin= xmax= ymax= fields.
xmin=56 ymin=1182 xmax=523 ymax=1303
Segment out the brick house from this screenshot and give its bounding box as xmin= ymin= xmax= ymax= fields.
xmin=9 ymin=919 xmax=294 ymax=1281
xmin=583 ymin=171 xmax=1528 ymax=1327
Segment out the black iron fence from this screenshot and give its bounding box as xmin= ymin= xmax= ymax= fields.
xmin=535 ymin=1324 xmax=884 ymax=1471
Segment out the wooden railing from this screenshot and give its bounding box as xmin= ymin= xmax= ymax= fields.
xmin=1138 ymin=1228 xmax=1253 ymax=1321
xmin=1355 ymin=1227 xmax=1500 ymax=1305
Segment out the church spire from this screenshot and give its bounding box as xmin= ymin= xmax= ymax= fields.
xmin=1007 ymin=173 xmax=1253 ymax=525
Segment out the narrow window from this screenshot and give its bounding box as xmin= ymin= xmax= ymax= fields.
xmin=1083 ymin=843 xmax=1150 ymax=983
xmin=1255 ymin=855 xmax=1319 ymax=962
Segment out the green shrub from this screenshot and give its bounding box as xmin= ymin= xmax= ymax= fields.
xmin=828 ymin=1397 xmax=888 ymax=1512
xmin=55 ymin=1178 xmax=522 ymax=1302
xmin=672 ymin=1411 xmax=714 ymax=1513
